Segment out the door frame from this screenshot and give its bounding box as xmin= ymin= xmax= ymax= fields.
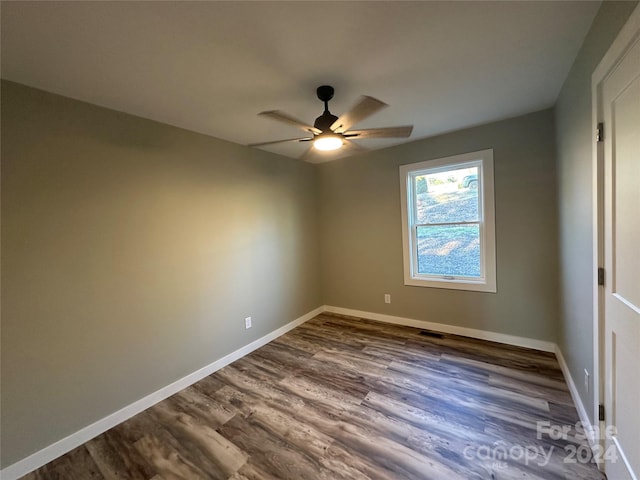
xmin=591 ymin=1 xmax=640 ymax=464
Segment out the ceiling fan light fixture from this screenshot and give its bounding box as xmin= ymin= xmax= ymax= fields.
xmin=313 ymin=133 xmax=343 ymax=151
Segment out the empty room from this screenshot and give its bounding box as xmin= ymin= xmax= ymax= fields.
xmin=1 ymin=1 xmax=639 ymax=479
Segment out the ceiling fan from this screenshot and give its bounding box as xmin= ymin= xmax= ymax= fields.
xmin=249 ymin=85 xmax=413 ymax=158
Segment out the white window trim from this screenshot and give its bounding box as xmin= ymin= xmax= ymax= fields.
xmin=399 ymin=149 xmax=497 ymax=293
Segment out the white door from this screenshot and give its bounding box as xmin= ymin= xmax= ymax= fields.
xmin=601 ymin=22 xmax=640 ymax=480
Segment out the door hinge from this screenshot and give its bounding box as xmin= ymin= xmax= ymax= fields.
xmin=599 ymin=404 xmax=605 ymax=422
xmin=598 ymin=267 xmax=605 ymax=286
xmin=596 ymin=122 xmax=604 ymax=142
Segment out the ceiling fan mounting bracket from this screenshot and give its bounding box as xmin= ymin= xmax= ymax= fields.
xmin=316 ymin=85 xmax=334 ymax=103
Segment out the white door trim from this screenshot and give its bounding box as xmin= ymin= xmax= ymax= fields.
xmin=591 ymin=0 xmax=640 ymax=464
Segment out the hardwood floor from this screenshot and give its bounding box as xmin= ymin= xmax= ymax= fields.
xmin=22 ymin=314 xmax=605 ymax=479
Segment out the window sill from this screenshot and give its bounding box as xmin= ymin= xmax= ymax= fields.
xmin=404 ymin=276 xmax=497 ymax=293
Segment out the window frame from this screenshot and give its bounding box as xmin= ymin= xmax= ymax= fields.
xmin=399 ymin=149 xmax=497 ymax=293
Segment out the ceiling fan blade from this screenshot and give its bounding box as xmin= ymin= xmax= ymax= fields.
xmin=248 ymin=137 xmax=313 ymax=147
xmin=344 ymin=125 xmax=414 ymax=139
xmin=330 ymin=96 xmax=388 ymax=133
xmin=259 ymin=110 xmax=321 ymax=135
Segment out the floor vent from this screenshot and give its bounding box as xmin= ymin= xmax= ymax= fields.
xmin=419 ymin=330 xmax=444 ymax=338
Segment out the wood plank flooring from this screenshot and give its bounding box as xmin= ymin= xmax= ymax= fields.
xmin=21 ymin=314 xmax=605 ymax=480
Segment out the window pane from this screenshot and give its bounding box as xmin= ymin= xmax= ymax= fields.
xmin=417 ymin=224 xmax=480 ymax=277
xmin=414 ymin=166 xmax=479 ymax=224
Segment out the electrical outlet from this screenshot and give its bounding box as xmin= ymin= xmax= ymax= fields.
xmin=245 ymin=317 xmax=252 ymax=329
xmin=384 ymin=294 xmax=391 ymax=304
xmin=584 ymin=369 xmax=590 ymax=392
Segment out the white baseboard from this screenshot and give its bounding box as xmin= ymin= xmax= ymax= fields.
xmin=0 ymin=306 xmax=324 ymax=480
xmin=554 ymin=345 xmax=597 ymax=451
xmin=322 ymin=305 xmax=556 ymax=352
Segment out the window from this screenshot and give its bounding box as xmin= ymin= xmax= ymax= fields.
xmin=399 ymin=149 xmax=496 ymax=292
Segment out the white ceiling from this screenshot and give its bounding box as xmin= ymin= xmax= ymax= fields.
xmin=1 ymin=1 xmax=600 ymax=162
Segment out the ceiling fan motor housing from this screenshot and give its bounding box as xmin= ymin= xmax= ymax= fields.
xmin=314 ymin=111 xmax=339 ymax=132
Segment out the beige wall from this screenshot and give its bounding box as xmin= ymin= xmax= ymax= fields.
xmin=318 ymin=109 xmax=559 ymax=342
xmin=0 ymin=81 xmax=321 ymax=467
xmin=555 ymin=1 xmax=638 ymax=423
